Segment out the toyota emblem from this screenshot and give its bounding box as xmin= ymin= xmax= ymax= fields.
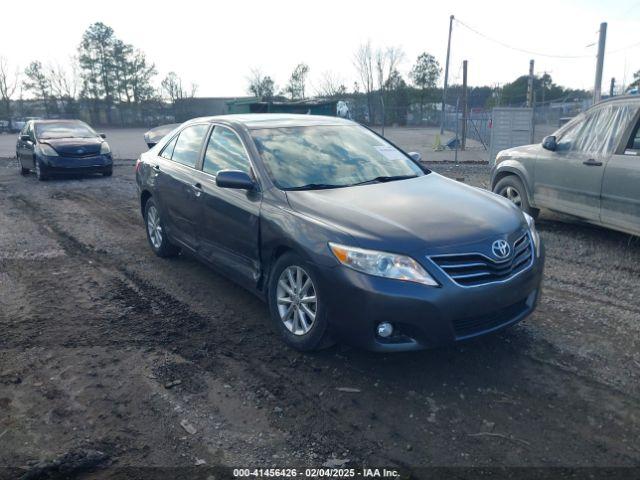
xmin=491 ymin=239 xmax=511 ymax=259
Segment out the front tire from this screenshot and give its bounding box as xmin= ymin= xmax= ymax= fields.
xmin=144 ymin=198 xmax=179 ymax=258
xmin=268 ymin=253 xmax=333 ymax=351
xmin=494 ymin=175 xmax=539 ymax=219
xmin=103 ymin=167 xmax=113 ymax=177
xmin=35 ymin=159 xmax=47 ymax=181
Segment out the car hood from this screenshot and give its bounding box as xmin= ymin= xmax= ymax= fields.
xmin=41 ymin=137 xmax=102 ymax=156
xmin=285 ymin=173 xmax=526 ymax=255
xmin=498 ymin=143 xmax=542 ymax=159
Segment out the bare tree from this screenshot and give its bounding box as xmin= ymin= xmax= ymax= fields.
xmin=247 ymin=68 xmax=275 ymax=101
xmin=375 ymin=46 xmax=404 ymax=131
xmin=161 ymin=72 xmax=187 ymax=103
xmin=48 ymin=60 xmax=80 ymax=113
xmin=285 ymin=63 xmax=309 ymax=100
xmin=0 ymin=57 xmax=20 ymax=119
xmin=353 ymin=41 xmax=375 ymax=122
xmin=315 ymin=71 xmax=347 ymax=98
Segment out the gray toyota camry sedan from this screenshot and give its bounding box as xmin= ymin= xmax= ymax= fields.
xmin=136 ymin=114 xmax=544 ymax=352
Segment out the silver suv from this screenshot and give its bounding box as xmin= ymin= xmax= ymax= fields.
xmin=491 ymin=96 xmax=640 ymax=236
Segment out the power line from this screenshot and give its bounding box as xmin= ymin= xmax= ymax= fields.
xmin=454 ymin=18 xmax=594 ymax=59
xmin=454 ymin=18 xmax=640 ymax=59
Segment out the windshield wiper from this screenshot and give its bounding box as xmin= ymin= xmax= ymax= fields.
xmin=351 ymin=174 xmax=418 ymax=186
xmin=285 ymin=183 xmax=345 ymax=191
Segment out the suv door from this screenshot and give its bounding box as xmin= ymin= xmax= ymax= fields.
xmin=195 ymin=125 xmax=261 ymax=287
xmin=153 ymin=124 xmax=210 ymax=252
xmin=534 ymin=104 xmax=634 ymax=221
xmin=601 ymin=107 xmax=640 ymax=235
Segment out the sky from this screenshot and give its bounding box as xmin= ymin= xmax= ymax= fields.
xmin=1 ymin=0 xmax=639 ymax=98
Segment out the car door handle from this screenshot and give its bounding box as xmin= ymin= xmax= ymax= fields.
xmin=153 ymin=164 xmax=160 ymax=171
xmin=583 ymin=159 xmax=602 ymax=166
xmin=191 ymin=183 xmax=202 ymax=196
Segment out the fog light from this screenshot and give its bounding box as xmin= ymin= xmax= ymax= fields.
xmin=376 ymin=322 xmax=394 ymax=338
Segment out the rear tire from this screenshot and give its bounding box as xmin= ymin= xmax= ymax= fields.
xmin=268 ymin=252 xmax=333 ymax=351
xmin=494 ymin=175 xmax=539 ymax=219
xmin=144 ymin=198 xmax=179 ymax=258
xmin=18 ymin=156 xmax=29 ymax=175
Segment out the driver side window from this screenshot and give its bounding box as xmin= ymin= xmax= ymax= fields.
xmin=557 ymin=104 xmax=637 ymax=156
xmin=202 ymin=126 xmax=251 ymax=176
xmin=556 ymin=117 xmax=585 ymax=152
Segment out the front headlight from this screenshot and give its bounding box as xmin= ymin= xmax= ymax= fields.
xmin=36 ymin=143 xmax=58 ymax=157
xmin=523 ymin=212 xmax=541 ymax=256
xmin=329 ymin=243 xmax=438 ymax=286
xmin=100 ymin=142 xmax=111 ymax=154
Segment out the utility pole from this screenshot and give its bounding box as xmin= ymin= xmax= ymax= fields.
xmin=610 ymin=77 xmax=616 ymax=97
xmin=593 ymin=22 xmax=607 ymax=103
xmin=461 ymin=60 xmax=468 ymax=151
xmin=440 ymin=14 xmax=454 ymax=134
xmin=526 ymin=59 xmax=535 ymax=108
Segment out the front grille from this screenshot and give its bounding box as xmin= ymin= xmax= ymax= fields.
xmin=453 ymin=298 xmax=529 ymax=338
xmin=59 ymin=151 xmax=100 ymax=159
xmin=430 ymin=233 xmax=533 ymax=287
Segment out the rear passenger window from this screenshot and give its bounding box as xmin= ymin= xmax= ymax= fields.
xmin=160 ymin=136 xmax=178 ymax=160
xmin=170 ymin=124 xmax=209 ymax=168
xmin=203 ymin=126 xmax=250 ymax=175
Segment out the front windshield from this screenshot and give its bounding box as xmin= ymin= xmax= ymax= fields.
xmin=36 ymin=122 xmax=96 ymax=139
xmin=250 ymin=125 xmax=425 ymax=190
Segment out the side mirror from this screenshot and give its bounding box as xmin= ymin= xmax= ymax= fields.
xmin=99 ymin=133 xmax=107 ymax=139
xmin=216 ymin=170 xmax=256 ymax=190
xmin=408 ymin=151 xmax=422 ymax=162
xmin=542 ymin=135 xmax=557 ymax=151
xmin=20 ymin=134 xmax=30 ymax=142
xmin=146 ymin=141 xmax=157 ymax=149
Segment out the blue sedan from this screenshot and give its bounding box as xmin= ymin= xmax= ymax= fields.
xmin=16 ymin=119 xmax=113 ymax=180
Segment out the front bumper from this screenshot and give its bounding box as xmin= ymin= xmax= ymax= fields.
xmin=39 ymin=154 xmax=113 ymax=174
xmin=314 ymin=247 xmax=544 ymax=352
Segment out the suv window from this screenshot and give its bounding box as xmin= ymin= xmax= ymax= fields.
xmin=170 ymin=124 xmax=209 ymax=168
xmin=203 ymin=126 xmax=250 ymax=175
xmin=627 ymin=120 xmax=640 ymax=152
xmin=558 ymin=104 xmax=638 ymax=155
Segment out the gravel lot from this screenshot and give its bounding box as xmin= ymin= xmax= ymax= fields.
xmin=0 ymin=133 xmax=639 ymax=477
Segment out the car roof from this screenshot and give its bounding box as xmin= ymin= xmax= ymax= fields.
xmin=185 ymin=113 xmax=355 ymax=129
xmin=592 ymin=94 xmax=640 ymax=108
xmin=32 ymin=119 xmax=88 ymax=125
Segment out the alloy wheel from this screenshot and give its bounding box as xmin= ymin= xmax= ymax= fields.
xmin=146 ymin=205 xmax=163 ymax=249
xmin=500 ymin=186 xmax=522 ymax=207
xmin=276 ymin=266 xmax=317 ymax=336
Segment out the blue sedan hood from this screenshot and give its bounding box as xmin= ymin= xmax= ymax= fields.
xmin=43 ymin=137 xmax=102 ymax=156
xmin=285 ymin=173 xmax=526 ymax=254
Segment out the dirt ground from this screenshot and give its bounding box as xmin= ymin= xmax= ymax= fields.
xmin=0 ymin=155 xmax=639 ymax=479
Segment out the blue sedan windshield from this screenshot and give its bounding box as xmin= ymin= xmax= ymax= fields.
xmin=36 ymin=122 xmax=96 ymax=139
xmin=251 ymin=125 xmax=424 ymax=190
